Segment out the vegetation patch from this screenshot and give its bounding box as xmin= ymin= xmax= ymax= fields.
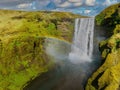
xmin=86 ymin=3 xmax=120 ymax=90
xmin=0 ymin=10 xmax=83 ymax=90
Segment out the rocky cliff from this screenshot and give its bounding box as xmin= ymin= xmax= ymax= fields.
xmin=86 ymin=3 xmax=120 ymax=90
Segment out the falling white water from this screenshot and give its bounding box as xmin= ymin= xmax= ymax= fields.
xmin=69 ymin=18 xmax=95 ymax=63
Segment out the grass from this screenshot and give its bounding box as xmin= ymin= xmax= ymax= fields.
xmin=0 ymin=10 xmax=83 ymax=90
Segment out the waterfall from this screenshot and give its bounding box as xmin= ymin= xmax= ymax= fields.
xmin=69 ymin=18 xmax=95 ymax=63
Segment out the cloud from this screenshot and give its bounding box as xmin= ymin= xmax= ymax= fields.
xmin=103 ymin=0 xmax=111 ymax=6
xmin=0 ymin=0 xmax=22 ymax=7
xmin=55 ymin=0 xmax=96 ymax=8
xmin=72 ymin=2 xmax=83 ymax=7
xmin=68 ymin=0 xmax=83 ymax=3
xmin=54 ymin=0 xmax=83 ymax=8
xmin=16 ymin=0 xmax=50 ymax=9
xmin=54 ymin=0 xmax=62 ymax=4
xmin=17 ymin=3 xmax=32 ymax=9
xmin=57 ymin=1 xmax=71 ymax=8
xmin=85 ymin=0 xmax=96 ymax=6
xmin=103 ymin=0 xmax=119 ymax=6
xmin=69 ymin=0 xmax=83 ymax=7
xmin=0 ymin=0 xmax=19 ymax=3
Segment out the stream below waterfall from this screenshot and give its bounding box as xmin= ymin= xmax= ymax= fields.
xmin=24 ymin=20 xmax=108 ymax=90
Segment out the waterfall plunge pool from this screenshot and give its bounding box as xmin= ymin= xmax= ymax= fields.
xmin=24 ymin=19 xmax=108 ymax=90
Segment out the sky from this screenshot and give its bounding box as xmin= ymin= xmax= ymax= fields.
xmin=0 ymin=0 xmax=120 ymax=16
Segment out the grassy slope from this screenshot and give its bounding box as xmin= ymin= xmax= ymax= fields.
xmin=0 ymin=10 xmax=83 ymax=90
xmin=86 ymin=3 xmax=120 ymax=90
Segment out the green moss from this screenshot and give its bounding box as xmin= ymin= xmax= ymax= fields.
xmin=114 ymin=24 xmax=120 ymax=34
xmin=96 ymin=3 xmax=120 ymax=26
xmin=0 ymin=36 xmax=50 ymax=89
xmin=86 ymin=50 xmax=120 ymax=90
xmin=0 ymin=10 xmax=84 ymax=90
xmin=86 ymin=3 xmax=120 ymax=90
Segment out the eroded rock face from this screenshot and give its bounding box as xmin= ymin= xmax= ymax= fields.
xmin=86 ymin=3 xmax=120 ymax=90
xmin=86 ymin=43 xmax=120 ymax=90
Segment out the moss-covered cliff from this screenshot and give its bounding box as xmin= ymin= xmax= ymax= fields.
xmin=86 ymin=3 xmax=120 ymax=90
xmin=0 ymin=10 xmax=83 ymax=90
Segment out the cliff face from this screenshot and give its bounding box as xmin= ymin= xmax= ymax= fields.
xmin=86 ymin=3 xmax=120 ymax=90
xmin=0 ymin=10 xmax=82 ymax=90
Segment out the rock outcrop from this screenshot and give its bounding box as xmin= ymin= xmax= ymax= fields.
xmin=86 ymin=3 xmax=120 ymax=90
